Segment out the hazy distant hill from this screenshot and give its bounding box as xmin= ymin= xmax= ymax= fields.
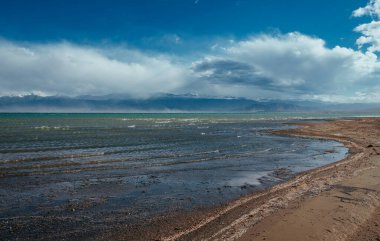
xmin=0 ymin=94 xmax=379 ymax=113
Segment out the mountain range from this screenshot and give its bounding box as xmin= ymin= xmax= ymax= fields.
xmin=0 ymin=94 xmax=379 ymax=113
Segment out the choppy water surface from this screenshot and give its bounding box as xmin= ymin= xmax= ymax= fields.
xmin=0 ymin=113 xmax=348 ymax=237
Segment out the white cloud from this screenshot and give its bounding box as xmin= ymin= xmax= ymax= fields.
xmin=192 ymin=32 xmax=380 ymax=102
xmin=2 ymin=32 xmax=380 ymax=103
xmin=352 ymin=0 xmax=380 ymax=18
xmin=354 ymin=21 xmax=380 ymax=52
xmin=0 ymin=40 xmax=188 ymax=98
xmin=353 ymin=0 xmax=380 ymax=53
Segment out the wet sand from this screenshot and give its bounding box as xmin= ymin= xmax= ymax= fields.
xmin=154 ymin=118 xmax=380 ymax=241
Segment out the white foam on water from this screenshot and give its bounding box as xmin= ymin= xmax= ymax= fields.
xmin=34 ymin=126 xmax=69 ymax=130
xmin=257 ymin=148 xmax=271 ymax=153
xmin=155 ymin=120 xmax=172 ymax=124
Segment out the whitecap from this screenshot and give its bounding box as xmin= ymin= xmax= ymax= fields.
xmin=155 ymin=120 xmax=172 ymax=124
xmin=197 ymin=126 xmax=209 ymax=129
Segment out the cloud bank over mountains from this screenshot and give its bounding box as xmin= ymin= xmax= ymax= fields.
xmin=0 ymin=41 xmax=188 ymax=98
xmin=192 ymin=33 xmax=380 ymax=102
xmin=0 ymin=0 xmax=380 ymax=103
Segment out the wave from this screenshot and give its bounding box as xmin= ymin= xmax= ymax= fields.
xmin=34 ymin=126 xmax=70 ymax=130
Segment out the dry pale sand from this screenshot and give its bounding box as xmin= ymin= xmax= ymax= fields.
xmin=158 ymin=118 xmax=380 ymax=241
xmin=237 ymin=118 xmax=380 ymax=241
xmin=238 ymin=156 xmax=380 ymax=241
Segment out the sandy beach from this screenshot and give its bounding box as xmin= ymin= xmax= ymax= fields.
xmin=145 ymin=117 xmax=380 ymax=241
xmin=2 ymin=117 xmax=379 ymax=241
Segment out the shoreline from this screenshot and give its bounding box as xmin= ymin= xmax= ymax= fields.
xmin=3 ymin=118 xmax=378 ymax=240
xmin=148 ymin=117 xmax=380 ymax=241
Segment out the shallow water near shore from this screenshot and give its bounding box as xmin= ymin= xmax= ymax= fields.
xmin=0 ymin=113 xmax=349 ymax=239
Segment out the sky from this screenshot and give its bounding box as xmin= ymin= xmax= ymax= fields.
xmin=0 ymin=0 xmax=380 ymax=103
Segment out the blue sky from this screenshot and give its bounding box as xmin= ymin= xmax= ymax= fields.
xmin=0 ymin=0 xmax=380 ymax=102
xmin=0 ymin=0 xmax=367 ymax=50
